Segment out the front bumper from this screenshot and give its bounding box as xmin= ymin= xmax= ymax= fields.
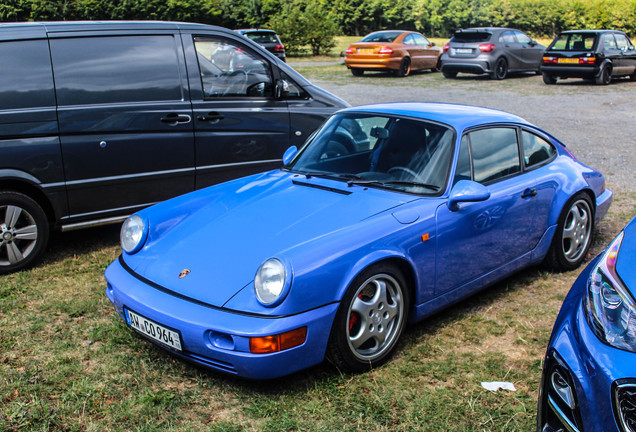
xmin=105 ymin=257 xmax=339 ymax=379
xmin=537 ymin=258 xmax=636 ymax=431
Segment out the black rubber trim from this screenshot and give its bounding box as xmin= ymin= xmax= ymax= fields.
xmin=118 ymin=255 xmax=338 ymax=319
xmin=292 ymin=180 xmax=352 ymax=195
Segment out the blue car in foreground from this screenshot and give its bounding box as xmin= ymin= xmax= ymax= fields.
xmin=538 ymin=216 xmax=636 ymax=432
xmin=105 ymin=103 xmax=612 ymax=379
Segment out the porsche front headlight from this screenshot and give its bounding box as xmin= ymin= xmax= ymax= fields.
xmin=254 ymin=258 xmax=288 ymax=306
xmin=120 ymin=214 xmax=148 ymax=254
xmin=585 ymin=231 xmax=636 ymax=352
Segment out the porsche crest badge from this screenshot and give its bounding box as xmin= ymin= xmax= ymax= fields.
xmin=179 ymin=269 xmax=191 ymax=279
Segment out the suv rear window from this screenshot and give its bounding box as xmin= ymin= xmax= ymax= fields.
xmin=549 ymin=33 xmax=596 ymax=51
xmin=452 ymin=31 xmax=492 ymax=43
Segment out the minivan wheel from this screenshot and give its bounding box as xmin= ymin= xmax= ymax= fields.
xmin=492 ymin=57 xmax=508 ymax=80
xmin=542 ymin=73 xmax=557 ymax=84
xmin=596 ymin=65 xmax=612 ymax=85
xmin=0 ymin=191 xmax=49 ymax=274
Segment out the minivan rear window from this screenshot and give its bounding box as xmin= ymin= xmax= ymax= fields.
xmin=452 ymin=31 xmax=492 ymax=43
xmin=549 ymin=33 xmax=597 ymax=51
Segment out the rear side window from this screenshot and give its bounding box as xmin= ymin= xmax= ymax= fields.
xmin=615 ymin=33 xmax=634 ymax=50
xmin=0 ymin=39 xmax=56 ymax=110
xmin=50 ymin=35 xmax=183 ymax=106
xmin=522 ymin=131 xmax=556 ymax=167
xmin=602 ymin=34 xmax=618 ymax=50
xmin=467 ymin=128 xmax=520 ymax=184
xmin=243 ymin=32 xmax=279 ymax=44
xmin=452 ymin=31 xmax=492 ymax=43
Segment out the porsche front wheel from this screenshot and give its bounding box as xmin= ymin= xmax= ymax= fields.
xmin=326 ymin=264 xmax=409 ymax=372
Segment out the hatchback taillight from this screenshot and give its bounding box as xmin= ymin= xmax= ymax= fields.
xmin=275 ymin=44 xmax=285 ymax=52
xmin=345 ymin=46 xmax=354 ymax=55
xmin=579 ymin=56 xmax=596 ymax=64
xmin=378 ymin=46 xmax=393 ymax=54
xmin=443 ymin=43 xmax=450 ymax=53
xmin=479 ymin=43 xmax=496 ymax=52
xmin=542 ymin=56 xmax=558 ymax=64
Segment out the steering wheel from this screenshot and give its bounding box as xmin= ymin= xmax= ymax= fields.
xmin=388 ymin=166 xmax=421 ymax=180
xmin=222 ymin=69 xmax=249 ymax=95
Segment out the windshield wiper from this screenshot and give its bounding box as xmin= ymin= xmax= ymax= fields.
xmin=347 ymin=179 xmax=440 ymax=191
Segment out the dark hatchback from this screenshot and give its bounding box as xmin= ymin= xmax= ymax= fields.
xmin=237 ymin=29 xmax=286 ymax=62
xmin=440 ymin=27 xmax=545 ymax=80
xmin=541 ymin=30 xmax=636 ymax=85
xmin=0 ymin=21 xmax=347 ymax=274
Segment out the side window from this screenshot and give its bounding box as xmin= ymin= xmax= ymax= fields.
xmin=515 ymin=31 xmax=532 ymax=44
xmin=603 ymin=34 xmax=618 ymax=50
xmin=403 ymin=34 xmax=415 ymax=45
xmin=615 ymin=34 xmax=632 ymax=50
xmin=468 ymin=128 xmax=520 ymax=184
xmin=279 ymin=71 xmax=308 ymax=99
xmin=500 ymin=31 xmax=516 ymax=44
xmin=50 ymin=36 xmax=182 ymax=105
xmin=414 ymin=34 xmax=430 ymax=46
xmin=194 ymin=37 xmax=273 ymax=98
xmin=0 ymin=39 xmax=56 ymax=110
xmin=522 ymin=130 xmax=556 ymax=167
xmin=453 ymin=135 xmax=471 ymax=185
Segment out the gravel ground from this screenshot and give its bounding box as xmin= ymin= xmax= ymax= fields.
xmin=305 ymin=67 xmax=636 ymax=207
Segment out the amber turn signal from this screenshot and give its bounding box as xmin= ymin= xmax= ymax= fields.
xmin=249 ymin=327 xmax=307 ymax=354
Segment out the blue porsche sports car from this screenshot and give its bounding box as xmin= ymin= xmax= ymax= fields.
xmin=538 ymin=216 xmax=636 ymax=432
xmin=105 ymin=103 xmax=612 ymax=379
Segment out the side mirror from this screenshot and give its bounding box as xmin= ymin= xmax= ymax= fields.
xmin=529 ymin=40 xmax=538 ymax=46
xmin=275 ymin=79 xmax=290 ymax=100
xmin=447 ymin=180 xmax=490 ymax=211
xmin=431 ymin=42 xmax=436 ymax=47
xmin=282 ymin=146 xmax=298 ymax=165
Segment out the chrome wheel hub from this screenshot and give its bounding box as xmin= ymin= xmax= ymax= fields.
xmin=562 ymin=200 xmax=591 ymax=263
xmin=0 ymin=205 xmax=38 ymax=265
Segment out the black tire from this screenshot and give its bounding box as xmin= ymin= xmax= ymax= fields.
xmin=0 ymin=191 xmax=49 ymax=274
xmin=326 ymin=263 xmax=410 ymax=373
xmin=630 ymin=73 xmax=636 ymax=82
xmin=396 ymin=57 xmax=411 ymax=77
xmin=542 ymin=73 xmax=557 ymax=85
xmin=431 ymin=59 xmax=441 ymax=72
xmin=491 ymin=57 xmax=508 ymax=80
xmin=596 ymin=64 xmax=612 ymax=85
xmin=545 ymin=193 xmax=594 ymax=271
xmin=351 ymin=68 xmax=364 ymax=77
xmin=442 ymin=70 xmax=457 ymax=79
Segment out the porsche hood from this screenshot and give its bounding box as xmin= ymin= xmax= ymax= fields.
xmin=122 ymin=171 xmax=416 ymax=307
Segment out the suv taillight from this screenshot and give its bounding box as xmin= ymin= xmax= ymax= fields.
xmin=378 ymin=46 xmax=393 ymax=54
xmin=443 ymin=43 xmax=450 ymax=53
xmin=275 ymin=44 xmax=285 ymax=52
xmin=479 ymin=43 xmax=496 ymax=52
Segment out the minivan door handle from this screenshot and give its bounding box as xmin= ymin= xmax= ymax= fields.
xmin=197 ymin=112 xmax=225 ymax=123
xmin=521 ymin=188 xmax=538 ymax=198
xmin=160 ymin=113 xmax=191 ymax=125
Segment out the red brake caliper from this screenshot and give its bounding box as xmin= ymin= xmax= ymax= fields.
xmin=349 ymin=293 xmax=363 ymax=331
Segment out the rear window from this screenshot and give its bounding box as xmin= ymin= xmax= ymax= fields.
xmin=549 ymin=33 xmax=597 ymax=51
xmin=361 ymin=31 xmax=402 ymax=43
xmin=452 ymin=31 xmax=492 ymax=43
xmin=243 ymin=32 xmax=279 ymax=44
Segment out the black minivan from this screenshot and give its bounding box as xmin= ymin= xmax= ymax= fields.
xmin=0 ymin=21 xmax=348 ymax=274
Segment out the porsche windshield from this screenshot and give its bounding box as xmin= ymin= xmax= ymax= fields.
xmin=286 ymin=113 xmax=456 ymax=194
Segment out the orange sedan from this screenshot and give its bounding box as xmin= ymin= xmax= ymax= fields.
xmin=345 ymin=30 xmax=443 ymax=77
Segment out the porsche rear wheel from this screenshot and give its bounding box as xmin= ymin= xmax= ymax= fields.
xmin=545 ymin=193 xmax=594 ymax=271
xmin=326 ymin=263 xmax=409 ymax=372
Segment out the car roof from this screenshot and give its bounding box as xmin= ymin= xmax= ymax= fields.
xmin=339 ymin=102 xmax=531 ymax=130
xmin=558 ymin=29 xmax=624 ymax=34
xmin=457 ymin=27 xmax=513 ymax=33
xmin=237 ymin=29 xmax=277 ymax=33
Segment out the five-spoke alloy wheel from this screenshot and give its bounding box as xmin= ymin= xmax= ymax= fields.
xmin=327 ymin=264 xmax=409 ymax=372
xmin=546 ymin=194 xmax=593 ymax=271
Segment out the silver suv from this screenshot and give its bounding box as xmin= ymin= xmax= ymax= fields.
xmin=440 ymin=27 xmax=545 ymax=80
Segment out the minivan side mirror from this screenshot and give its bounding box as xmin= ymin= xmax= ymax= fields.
xmin=282 ymin=146 xmax=298 ymax=165
xmin=275 ymin=79 xmax=290 ymax=100
xmin=447 ymin=180 xmax=490 ymax=211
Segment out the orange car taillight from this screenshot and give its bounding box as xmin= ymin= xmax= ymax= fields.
xmin=345 ymin=46 xmax=354 ymax=55
xmin=378 ymin=46 xmax=393 ymax=54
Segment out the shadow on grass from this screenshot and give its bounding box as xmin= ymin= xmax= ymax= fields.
xmin=41 ymin=223 xmax=121 ymax=267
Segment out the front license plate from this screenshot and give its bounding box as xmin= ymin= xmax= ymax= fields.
xmin=358 ymin=48 xmax=374 ymax=54
xmin=126 ymin=309 xmax=182 ymax=351
xmin=454 ymin=48 xmax=472 ymax=54
xmin=558 ymin=58 xmax=579 ymax=63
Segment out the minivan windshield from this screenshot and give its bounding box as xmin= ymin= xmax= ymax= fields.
xmin=549 ymin=33 xmax=597 ymax=51
xmin=286 ymin=113 xmax=455 ymax=195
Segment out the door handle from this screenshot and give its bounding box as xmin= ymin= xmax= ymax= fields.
xmin=522 ymin=188 xmax=538 ymax=198
xmin=197 ymin=112 xmax=225 ymax=123
xmin=160 ymin=113 xmax=191 ymax=125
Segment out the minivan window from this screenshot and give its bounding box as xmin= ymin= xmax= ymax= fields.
xmin=50 ymin=36 xmax=182 ymax=105
xmin=194 ymin=37 xmax=273 ymax=98
xmin=0 ymin=40 xmax=56 ymax=110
